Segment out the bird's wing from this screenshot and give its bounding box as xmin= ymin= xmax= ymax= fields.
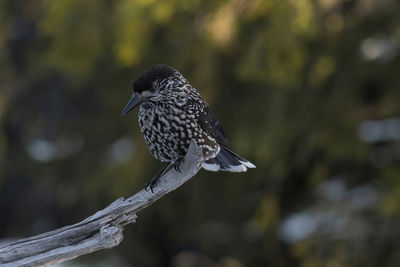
xmin=196 ymin=106 xmax=229 ymax=147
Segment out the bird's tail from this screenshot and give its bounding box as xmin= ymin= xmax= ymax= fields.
xmin=202 ymin=146 xmax=256 ymax=172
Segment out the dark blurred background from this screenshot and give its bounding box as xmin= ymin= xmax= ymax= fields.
xmin=1 ymin=0 xmax=400 ymax=266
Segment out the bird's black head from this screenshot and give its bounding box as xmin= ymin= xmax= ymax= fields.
xmin=121 ymin=64 xmax=176 ymax=116
xmin=133 ymin=64 xmax=175 ymax=93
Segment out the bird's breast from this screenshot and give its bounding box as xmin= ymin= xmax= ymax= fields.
xmin=138 ymin=104 xmax=219 ymax=162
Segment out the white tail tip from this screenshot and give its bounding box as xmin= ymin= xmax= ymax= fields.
xmin=202 ymin=162 xmax=220 ymax=171
xmin=240 ymin=160 xmax=256 ymax=168
xmin=226 ymin=164 xmax=247 ymax=172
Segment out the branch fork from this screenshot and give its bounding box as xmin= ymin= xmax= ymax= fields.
xmin=0 ymin=142 xmax=204 ymax=267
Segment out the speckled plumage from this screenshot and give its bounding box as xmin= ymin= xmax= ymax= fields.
xmin=138 ymin=70 xmax=220 ymax=162
xmin=122 ymin=64 xmax=255 ymax=190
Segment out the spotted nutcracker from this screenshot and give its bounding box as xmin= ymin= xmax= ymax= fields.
xmin=122 ymin=64 xmax=255 ymax=191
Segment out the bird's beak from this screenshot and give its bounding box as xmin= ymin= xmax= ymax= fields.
xmin=121 ymin=93 xmax=145 ymax=116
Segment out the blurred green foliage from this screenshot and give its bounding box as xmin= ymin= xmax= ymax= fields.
xmin=1 ymin=0 xmax=400 ymax=266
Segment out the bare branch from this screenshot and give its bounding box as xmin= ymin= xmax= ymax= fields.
xmin=0 ymin=141 xmax=204 ymax=267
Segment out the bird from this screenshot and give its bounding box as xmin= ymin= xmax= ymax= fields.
xmin=121 ymin=64 xmax=255 ymax=191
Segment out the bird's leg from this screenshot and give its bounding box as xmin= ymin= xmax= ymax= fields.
xmin=145 ymin=162 xmax=173 ymax=192
xmin=145 ymin=158 xmax=185 ymax=192
xmin=173 ymin=157 xmax=184 ymax=173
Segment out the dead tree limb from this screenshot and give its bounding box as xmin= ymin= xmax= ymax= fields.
xmin=0 ymin=141 xmax=204 ymax=267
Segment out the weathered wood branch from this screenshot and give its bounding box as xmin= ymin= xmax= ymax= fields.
xmin=0 ymin=142 xmax=204 ymax=267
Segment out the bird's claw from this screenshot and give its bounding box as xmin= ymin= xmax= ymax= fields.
xmin=174 ymin=164 xmax=180 ymax=172
xmin=145 ymin=175 xmax=161 ymax=193
xmin=174 ymin=158 xmax=184 ymax=173
xmin=145 ymin=158 xmax=184 ymax=192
